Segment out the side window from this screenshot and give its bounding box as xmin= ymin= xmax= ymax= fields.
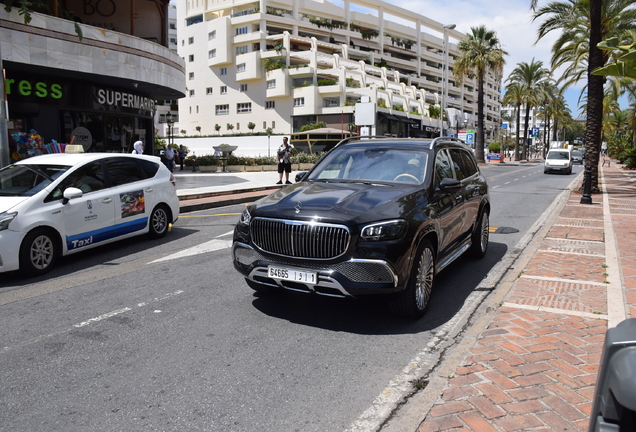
xmin=137 ymin=159 xmax=160 ymax=179
xmin=435 ymin=149 xmax=454 ymax=184
xmin=45 ymin=161 xmax=106 ymax=202
xmin=460 ymin=150 xmax=478 ymax=177
xmin=105 ymin=158 xmax=144 ymax=186
xmin=448 ymin=148 xmax=471 ymax=181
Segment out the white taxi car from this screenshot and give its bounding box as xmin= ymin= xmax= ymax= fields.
xmin=0 ymin=153 xmax=180 ymax=276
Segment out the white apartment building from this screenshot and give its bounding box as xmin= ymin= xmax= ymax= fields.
xmin=501 ymin=106 xmax=546 ymax=147
xmin=177 ymin=0 xmax=502 ymax=140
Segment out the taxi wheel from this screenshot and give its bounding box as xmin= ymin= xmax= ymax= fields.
xmin=19 ymin=228 xmax=59 ymax=276
xmin=389 ymin=239 xmax=435 ymax=319
xmin=149 ymin=204 xmax=171 ymax=239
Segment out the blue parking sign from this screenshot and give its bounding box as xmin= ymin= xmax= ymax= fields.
xmin=465 ymin=133 xmax=474 ymax=144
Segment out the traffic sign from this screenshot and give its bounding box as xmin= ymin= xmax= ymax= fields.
xmin=465 ymin=133 xmax=474 ymax=144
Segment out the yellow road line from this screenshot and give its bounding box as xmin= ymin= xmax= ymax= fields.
xmin=179 ymin=213 xmax=241 ymax=218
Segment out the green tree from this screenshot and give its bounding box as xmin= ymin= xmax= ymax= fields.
xmin=226 ymin=123 xmax=234 ymax=134
xmin=248 ymin=122 xmax=256 ymax=134
xmin=215 ymin=124 xmax=221 ymax=135
xmin=533 ymin=0 xmax=636 ymax=192
xmin=502 ymin=82 xmax=525 ymax=160
xmin=453 ymin=25 xmax=507 ymax=163
xmin=506 ymin=59 xmax=549 ymax=160
xmin=196 ymin=126 xmax=202 ymax=136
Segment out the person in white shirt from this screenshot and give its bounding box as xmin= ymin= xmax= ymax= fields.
xmin=165 ymin=145 xmax=175 ymax=172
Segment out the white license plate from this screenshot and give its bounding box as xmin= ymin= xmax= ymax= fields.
xmin=268 ymin=266 xmax=317 ymax=285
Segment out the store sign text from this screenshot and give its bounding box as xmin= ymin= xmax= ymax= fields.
xmin=97 ymin=89 xmax=155 ymax=113
xmin=5 ymin=79 xmax=63 ymax=99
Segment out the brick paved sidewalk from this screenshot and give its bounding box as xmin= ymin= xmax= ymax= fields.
xmin=416 ymin=161 xmax=636 ymax=432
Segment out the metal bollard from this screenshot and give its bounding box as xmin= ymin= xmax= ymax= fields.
xmin=581 ymin=164 xmax=593 ymax=204
xmin=588 ymin=318 xmax=636 ymax=431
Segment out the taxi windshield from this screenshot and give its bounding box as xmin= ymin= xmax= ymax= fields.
xmin=0 ymin=164 xmax=70 ymax=197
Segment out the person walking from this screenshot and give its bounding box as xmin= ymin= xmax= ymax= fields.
xmin=132 ymin=140 xmax=144 ymax=154
xmin=165 ymin=145 xmax=175 ymax=172
xmin=178 ymin=145 xmax=186 ymax=171
xmin=276 ymin=137 xmax=294 ymax=185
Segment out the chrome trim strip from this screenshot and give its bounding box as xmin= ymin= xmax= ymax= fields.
xmin=436 ymin=242 xmax=471 ymax=273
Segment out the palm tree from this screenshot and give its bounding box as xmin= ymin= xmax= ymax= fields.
xmin=502 ymin=82 xmax=525 ymax=161
xmin=453 ymin=25 xmax=507 ymax=163
xmin=533 ymin=0 xmax=636 ymax=192
xmin=506 ymin=59 xmax=549 ymax=160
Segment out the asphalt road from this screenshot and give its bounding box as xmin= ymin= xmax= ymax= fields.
xmin=0 ymin=163 xmax=582 ymax=432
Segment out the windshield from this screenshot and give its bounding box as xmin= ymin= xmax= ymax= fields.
xmin=547 ymin=151 xmax=570 ymax=160
xmin=572 ymin=151 xmax=582 ymax=157
xmin=0 ymin=164 xmax=70 ymax=197
xmin=307 ymin=146 xmax=429 ymax=184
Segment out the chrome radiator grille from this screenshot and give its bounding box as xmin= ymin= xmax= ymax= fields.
xmin=251 ymin=218 xmax=350 ymax=259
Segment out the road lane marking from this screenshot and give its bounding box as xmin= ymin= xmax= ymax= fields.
xmin=148 ymin=239 xmax=232 ymax=263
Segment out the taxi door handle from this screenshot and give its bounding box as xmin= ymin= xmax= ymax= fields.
xmin=102 ymin=198 xmax=112 ymax=204
xmin=145 ymin=187 xmax=154 ymax=193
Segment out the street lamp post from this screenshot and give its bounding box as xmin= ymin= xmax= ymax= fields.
xmin=440 ymin=23 xmax=456 ymax=138
xmin=166 ymin=112 xmax=174 ymax=151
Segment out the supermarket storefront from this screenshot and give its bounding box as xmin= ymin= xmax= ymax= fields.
xmin=6 ymin=67 xmax=156 ymax=160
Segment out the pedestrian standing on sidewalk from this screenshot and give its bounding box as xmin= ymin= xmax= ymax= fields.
xmin=165 ymin=145 xmax=175 ymax=172
xmin=178 ymin=145 xmax=186 ymax=171
xmin=276 ymin=137 xmax=294 ymax=185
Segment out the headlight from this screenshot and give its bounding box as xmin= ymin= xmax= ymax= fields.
xmin=0 ymin=212 xmax=17 ymax=232
xmin=361 ymin=220 xmax=407 ymax=241
xmin=238 ymin=208 xmax=252 ymax=226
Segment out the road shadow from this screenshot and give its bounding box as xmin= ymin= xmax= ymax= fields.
xmin=250 ymin=241 xmax=508 ymax=335
xmin=0 ymin=226 xmax=202 ymax=290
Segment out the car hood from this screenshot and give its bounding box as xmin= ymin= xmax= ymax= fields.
xmin=0 ymin=197 xmax=28 ymax=213
xmin=255 ymin=181 xmax=419 ymax=223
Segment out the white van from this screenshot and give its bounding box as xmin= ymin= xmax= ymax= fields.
xmin=544 ymin=149 xmax=573 ymax=174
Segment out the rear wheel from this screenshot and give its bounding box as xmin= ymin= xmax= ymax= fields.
xmin=470 ymin=210 xmax=489 ymax=258
xmin=149 ymin=204 xmax=171 ymax=238
xmin=19 ymin=228 xmax=59 ymax=276
xmin=389 ymin=240 xmax=435 ymax=319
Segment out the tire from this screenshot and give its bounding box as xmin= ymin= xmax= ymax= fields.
xmin=19 ymin=228 xmax=59 ymax=276
xmin=567 ymin=167 xmax=572 ymax=174
xmin=245 ymin=278 xmax=279 ymax=294
xmin=470 ymin=210 xmax=489 ymax=258
xmin=149 ymin=204 xmax=171 ymax=238
xmin=389 ymin=240 xmax=435 ymax=319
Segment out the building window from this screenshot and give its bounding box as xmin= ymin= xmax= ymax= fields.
xmin=323 ymin=97 xmax=339 ymax=107
xmin=236 ymin=45 xmax=248 ymax=55
xmin=265 ymin=101 xmax=275 ymax=109
xmin=216 ymin=105 xmax=229 ymax=115
xmin=188 ymin=37 xmax=194 ymax=44
xmin=294 ymin=97 xmax=305 ymax=107
xmin=189 ymin=54 xmax=194 ymax=62
xmin=170 ymin=23 xmax=176 ymax=30
xmin=267 ymin=80 xmax=276 ymax=89
xmin=240 ymin=84 xmax=248 ymax=92
xmin=263 ymin=121 xmax=266 ymax=129
xmin=237 ymin=63 xmax=246 ymax=73
xmin=189 ymin=89 xmax=195 ymax=97
xmin=197 ymin=106 xmax=199 ymax=113
xmin=208 ymin=31 xmax=216 ymax=40
xmin=209 ymin=49 xmax=216 ymax=58
xmin=236 ymin=123 xmax=240 ymax=131
xmin=220 ymin=68 xmax=227 ymax=75
xmin=237 ymin=103 xmax=252 ymax=113
xmin=272 ymin=121 xmax=275 ymax=129
xmin=235 ymin=26 xmax=248 ymax=35
xmin=189 ymin=72 xmax=194 ymax=80
xmin=206 ymin=87 xmax=213 ymax=95
xmin=170 ymin=38 xmax=177 ymax=45
xmin=220 ymin=86 xmax=227 ymax=94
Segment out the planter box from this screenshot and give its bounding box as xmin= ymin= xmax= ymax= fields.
xmin=262 ymin=165 xmax=278 ymax=171
xmin=198 ymin=165 xmax=218 ymax=172
xmin=245 ymin=165 xmax=263 ymax=172
xmin=226 ymin=165 xmax=245 ymax=172
xmin=298 ymin=163 xmax=314 ymax=170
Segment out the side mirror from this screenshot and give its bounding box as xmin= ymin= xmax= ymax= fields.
xmin=62 ymin=187 xmax=83 ymax=204
xmin=438 ymin=177 xmax=462 ymax=192
xmin=295 ymin=172 xmax=307 ymax=182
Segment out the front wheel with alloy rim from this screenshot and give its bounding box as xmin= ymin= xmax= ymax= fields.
xmin=470 ymin=210 xmax=489 ymax=258
xmin=389 ymin=240 xmax=435 ymax=319
xmin=19 ymin=228 xmax=59 ymax=276
xmin=149 ymin=204 xmax=171 ymax=238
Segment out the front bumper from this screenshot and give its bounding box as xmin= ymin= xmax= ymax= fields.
xmin=232 ymin=241 xmax=400 ymax=298
xmin=0 ymin=229 xmax=25 ymax=273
